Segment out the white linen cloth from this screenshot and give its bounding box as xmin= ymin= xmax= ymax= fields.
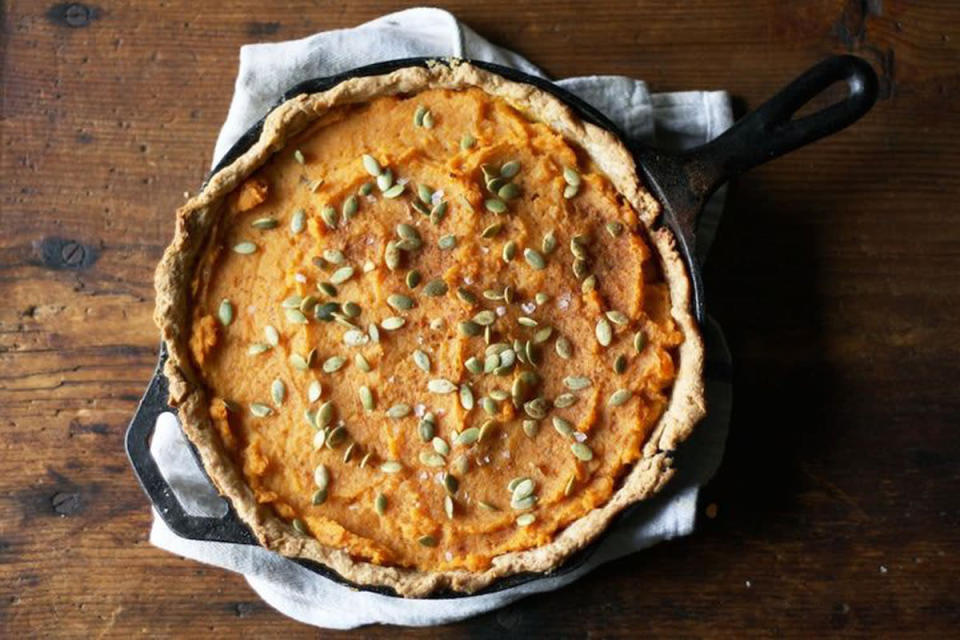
xmin=149 ymin=7 xmax=734 ymax=628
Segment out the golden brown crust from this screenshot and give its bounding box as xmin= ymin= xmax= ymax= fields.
xmin=154 ymin=59 xmax=705 ymax=597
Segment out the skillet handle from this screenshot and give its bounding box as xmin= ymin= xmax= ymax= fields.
xmin=641 ymin=55 xmax=878 ymax=241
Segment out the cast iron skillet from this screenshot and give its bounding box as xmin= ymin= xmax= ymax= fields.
xmin=127 ymin=55 xmax=877 ymax=598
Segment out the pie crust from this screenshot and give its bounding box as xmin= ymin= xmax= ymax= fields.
xmin=154 ymin=60 xmax=705 ymax=597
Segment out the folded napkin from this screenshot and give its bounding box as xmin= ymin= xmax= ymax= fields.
xmin=150 ymin=7 xmax=734 ymax=628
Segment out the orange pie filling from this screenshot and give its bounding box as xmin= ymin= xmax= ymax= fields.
xmin=188 ymin=87 xmax=683 ymax=572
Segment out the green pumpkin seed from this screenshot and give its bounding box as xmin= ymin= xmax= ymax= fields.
xmin=432 ymin=436 xmax=450 ymax=456
xmin=307 ymin=380 xmax=322 ymax=403
xmin=341 ymin=195 xmax=359 ymax=221
xmin=375 ymin=492 xmax=387 ymax=515
xmin=573 ymin=259 xmax=590 ymax=280
xmin=563 ymin=166 xmax=581 ymax=186
xmin=271 ymin=378 xmax=285 ymax=406
xmin=381 ymin=316 xmax=405 ymax=330
xmin=288 ymin=353 xmax=307 ymax=371
xmin=606 ymin=310 xmax=629 ymax=325
xmin=553 ymin=393 xmax=577 ymax=409
xmin=500 ymin=160 xmax=521 ymax=178
xmin=290 ymin=209 xmax=306 ymax=234
xmin=317 ymin=401 xmax=335 ymax=427
xmin=380 ymin=460 xmax=402 ymax=473
xmin=512 ymin=478 xmax=534 ymax=500
xmin=465 ymin=357 xmax=483 ymax=374
xmin=377 ymin=169 xmax=394 ymax=191
xmin=419 ymin=451 xmax=446 ymax=467
xmin=472 ymin=310 xmax=496 ymax=326
xmin=498 ymin=182 xmax=521 ymax=201
xmin=517 ymin=316 xmax=538 ymax=328
xmin=413 ymin=349 xmax=431 ymax=372
xmin=485 ymin=198 xmax=507 ymax=214
xmin=511 ymin=495 xmax=537 ymax=511
xmin=523 ymin=397 xmax=549 ymax=419
xmin=486 ymin=176 xmax=507 ymax=193
xmin=422 ymin=110 xmax=435 ymax=129
xmin=406 ymin=269 xmax=422 ymax=288
xmin=459 ymin=320 xmax=481 ymax=337
xmin=249 ymin=403 xmax=272 ymax=417
xmin=313 ymin=463 xmax=330 ymax=489
xmin=523 ymin=248 xmax=546 ymax=270
xmin=571 ymin=442 xmax=594 ymax=461
xmin=322 ymin=356 xmax=346 ymax=373
xmin=387 ymin=293 xmax=415 ymax=311
xmin=478 ymin=419 xmax=496 ymax=442
xmin=342 ymin=301 xmax=361 ymax=317
xmin=418 ymin=418 xmax=435 ymax=443
xmin=451 ymin=454 xmax=469 ymax=475
xmin=438 ymin=234 xmax=457 ymax=250
xmin=429 ymin=200 xmax=448 ymax=224
xmin=362 ymin=154 xmax=382 ymax=176
xmin=552 ymin=416 xmax=574 ymax=438
xmin=232 ymin=241 xmax=257 ymax=254
xmin=359 ymin=451 xmax=372 ymax=468
xmin=217 ymin=299 xmax=233 ymax=326
xmin=481 ymin=222 xmax=503 ymax=238
xmin=456 ymin=427 xmax=480 ymax=446
xmin=428 ymin=378 xmax=457 ymax=394
xmin=563 ymin=474 xmax=576 ymax=496
xmin=541 ymin=230 xmax=557 ymax=254
xmin=563 ymin=376 xmax=591 ymax=390
xmin=459 ymin=384 xmax=475 ymax=410
xmin=456 ymin=287 xmax=477 ymax=306
xmin=386 ymin=403 xmax=411 ymax=419
xmin=312 ymin=428 xmax=326 ymax=449
xmin=383 ymin=184 xmax=405 ymax=199
xmin=594 ymin=319 xmax=613 ymax=348
xmin=320 ymin=205 xmax=338 ymax=229
xmin=605 ymin=221 xmax=624 ymax=237
xmin=384 ymin=241 xmax=401 ymax=271
xmin=358 ymin=182 xmax=374 ymax=196
xmin=478 ymin=500 xmax=500 ymax=511
xmin=355 ymin=352 xmax=372 ymax=372
xmin=292 ymin=518 xmax=308 ymax=534
xmin=262 ymin=325 xmax=279 ymax=347
xmin=443 ymin=472 xmax=459 ymax=495
xmin=413 ymin=105 xmax=427 ymax=127
xmin=286 ymin=309 xmax=309 ymax=326
xmin=502 ymin=240 xmax=517 ymax=262
xmin=299 ymin=295 xmax=318 ymax=314
xmin=581 ymin=274 xmax=598 ymax=293
xmin=354 ymin=386 xmax=372 ymax=411
xmin=251 ymin=216 xmax=278 ymax=230
xmin=516 ymin=513 xmax=536 ymax=527
xmin=608 ymin=389 xmax=632 ymax=407
xmin=315 ymin=282 xmax=336 ymax=297
xmin=423 ymin=279 xmax=448 ymax=297
xmin=563 ymin=183 xmax=580 ymax=199
xmin=368 ymin=323 xmax=381 ymax=343
xmin=614 ymin=354 xmax=628 ymax=374
xmin=460 ymin=133 xmax=476 ymax=149
xmin=326 ymin=425 xmax=347 ymax=448
xmin=522 ymin=419 xmax=539 ymax=438
xmin=342 ymin=442 xmax=356 ymax=463
xmin=417 ymin=184 xmax=433 ymax=204
xmin=633 ymin=330 xmax=646 ymax=352
xmin=312 ymin=487 xmax=328 ymax=505
xmin=532 ymin=326 xmax=553 ymax=344
xmin=329 ymin=266 xmax=354 ymax=285
xmin=418 ymin=534 xmax=437 ymax=547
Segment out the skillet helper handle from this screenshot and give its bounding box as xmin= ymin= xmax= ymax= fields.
xmin=684 ymin=54 xmax=878 ymax=198
xmin=125 ymin=370 xmax=257 ymax=545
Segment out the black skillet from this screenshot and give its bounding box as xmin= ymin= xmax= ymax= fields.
xmin=127 ymin=55 xmax=878 ymax=598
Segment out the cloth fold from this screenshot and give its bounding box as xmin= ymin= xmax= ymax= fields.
xmin=149 ymin=7 xmax=734 ymax=628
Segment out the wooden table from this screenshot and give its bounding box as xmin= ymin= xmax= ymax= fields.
xmin=2 ymin=1 xmax=958 ymax=636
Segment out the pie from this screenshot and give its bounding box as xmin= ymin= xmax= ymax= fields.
xmin=154 ymin=60 xmax=705 ymax=597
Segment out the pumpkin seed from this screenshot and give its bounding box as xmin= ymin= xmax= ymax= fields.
xmin=571 ymin=442 xmax=594 ymax=461
xmin=312 ymin=429 xmax=326 ymax=449
xmin=431 ymin=436 xmax=450 ymax=457
xmin=478 ymin=501 xmax=499 ymax=511
xmin=485 ymin=198 xmax=507 ymax=214
xmin=362 ymin=154 xmax=382 ymax=176
xmin=375 ymin=492 xmax=387 ymax=515
xmin=523 ymin=397 xmax=549 ymax=419
xmin=606 ymin=310 xmax=629 ymax=325
xmin=479 ymin=396 xmax=496 ymax=415
xmin=384 ymin=241 xmax=401 ymax=271
xmin=290 ymin=209 xmax=306 ymax=234
xmin=500 ymin=160 xmax=521 ymax=178
xmin=263 ymin=325 xmax=280 ymax=347
xmin=608 ymin=389 xmax=632 ymax=407
xmin=381 ymin=316 xmax=405 ymax=330
xmin=417 ymin=184 xmax=433 ymax=204
xmin=359 ymin=452 xmax=372 ymax=469
xmin=459 ymin=320 xmax=481 ymax=337
xmin=552 ymin=416 xmax=575 ymax=437
xmin=411 ymin=349 xmax=431 ymax=373
xmin=377 ymin=169 xmax=394 ymax=191
xmin=563 ymin=475 xmax=576 ymax=496
xmin=418 ymin=534 xmax=437 ymax=547
xmin=456 ymin=287 xmax=477 ymax=306
xmin=359 ymin=386 xmax=375 ymax=411
xmin=502 ymin=240 xmax=517 ymax=262
xmin=380 ymin=460 xmax=402 ymax=473
xmin=573 ymin=259 xmax=590 ymax=280
xmin=456 ymin=427 xmax=480 ymax=446
xmin=512 ymin=478 xmax=535 ymax=500
xmin=232 ymin=241 xmax=257 ymax=254
xmin=329 ymin=266 xmax=354 ymax=285
xmin=326 ymin=425 xmax=347 ymax=448
xmin=386 ymin=403 xmax=411 ymax=419
xmin=299 ymin=295 xmax=318 ymax=314
xmin=382 ymin=184 xmax=405 ymax=199
xmin=413 ymin=105 xmax=427 ymax=127
xmin=419 ymin=451 xmax=446 ymax=467
xmin=342 ymin=195 xmax=360 ymax=221
xmin=307 ymin=178 xmax=324 ymax=192
xmin=459 ymin=384 xmax=475 ymax=410
xmin=307 ymin=380 xmax=322 ymax=403
xmin=563 ymin=166 xmax=581 ymax=186
xmin=451 ymin=454 xmax=469 ymax=475
xmin=498 ymin=182 xmax=521 ymax=201
xmin=428 ymin=379 xmax=457 ymax=394
xmin=516 ymin=513 xmax=536 ymax=527
xmin=511 ymin=495 xmax=537 ymax=511
xmin=342 ymin=301 xmax=361 ymax=318
xmin=387 ymin=293 xmax=415 ymax=311
xmin=358 ymin=182 xmax=373 ymax=196
xmin=438 ymin=234 xmax=457 ymax=250
xmin=422 ymin=110 xmax=435 ymax=129
xmin=633 ymin=330 xmax=646 ymax=352
xmin=406 ymin=269 xmax=422 ymax=288
xmin=517 ymin=316 xmax=538 ymax=328
xmin=355 ymin=352 xmax=372 ymax=372
xmin=563 ymin=376 xmax=591 ymax=390
xmin=581 ymin=274 xmax=597 ymax=293
xmin=289 ymin=353 xmax=308 ymax=370
xmin=314 ymin=464 xmax=330 ymax=489
xmin=463 ymin=356 xmax=481 ymax=374
xmin=553 ymin=393 xmax=577 ymax=409
xmin=605 ymin=221 xmax=624 ymax=237
xmin=251 ymin=216 xmax=278 ymax=230
xmin=533 ymin=326 xmax=553 ymax=344
xmin=481 ymin=222 xmax=503 ymax=238
xmin=596 ymin=318 xmax=613 ymax=346
xmin=271 ymin=378 xmax=285 ymax=406
xmin=322 ymin=356 xmax=346 ymax=373
xmin=541 ymin=231 xmax=557 ymax=254
xmin=460 ymin=133 xmax=476 ymax=150
xmin=429 ymin=200 xmax=448 ymax=223
xmin=472 ymin=310 xmax=496 ymax=326
xmin=316 ymin=282 xmax=336 ymax=297
xmin=522 ymin=419 xmax=539 ymax=438
xmin=342 ymin=442 xmax=356 ymax=463
xmin=523 ymin=248 xmax=546 ymax=270
xmin=320 ymin=205 xmax=338 ymax=229
xmin=443 ymin=472 xmax=459 ymax=495
xmin=217 ymin=299 xmax=233 ymax=326
xmin=292 ymin=518 xmax=308 ymax=534
xmin=368 ymin=323 xmax=380 ymax=343
xmin=418 ymin=418 xmax=435 ymax=443
xmin=614 ymin=354 xmax=628 ymax=374
xmin=486 ymin=176 xmax=507 ymax=193
xmin=312 ymin=488 xmax=328 ymax=505
xmin=317 ymin=401 xmax=335 ymax=427
xmin=421 ymin=278 xmax=448 ymax=297
xmin=478 ymin=419 xmax=495 ymax=441
xmin=249 ymin=403 xmax=272 ymax=417
xmin=563 ymin=183 xmax=580 ymax=199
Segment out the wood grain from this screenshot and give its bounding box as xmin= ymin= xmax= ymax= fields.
xmin=1 ymin=0 xmax=958 ymax=636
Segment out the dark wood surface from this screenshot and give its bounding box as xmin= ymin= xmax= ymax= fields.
xmin=2 ymin=0 xmax=958 ymax=636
